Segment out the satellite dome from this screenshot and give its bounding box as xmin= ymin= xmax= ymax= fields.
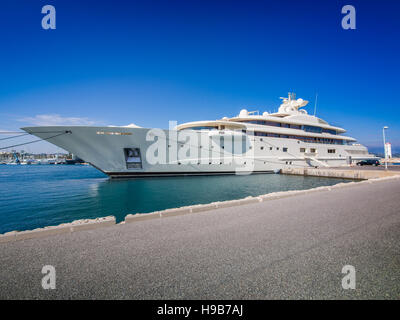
xmin=239 ymin=109 xmax=248 ymax=117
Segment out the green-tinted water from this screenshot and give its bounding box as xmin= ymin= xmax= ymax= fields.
xmin=0 ymin=165 xmax=353 ymax=233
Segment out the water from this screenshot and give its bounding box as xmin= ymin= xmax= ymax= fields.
xmin=0 ymin=165 xmax=353 ymax=233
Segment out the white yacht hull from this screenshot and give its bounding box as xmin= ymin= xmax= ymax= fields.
xmin=22 ymin=126 xmax=376 ymax=178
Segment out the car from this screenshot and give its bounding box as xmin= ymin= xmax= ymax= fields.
xmin=356 ymin=159 xmax=380 ymax=166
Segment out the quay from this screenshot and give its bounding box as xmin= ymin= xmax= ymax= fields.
xmin=0 ymin=169 xmax=399 ymax=299
xmin=282 ymin=165 xmax=400 ymax=180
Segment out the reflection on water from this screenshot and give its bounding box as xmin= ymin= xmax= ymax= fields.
xmin=0 ymin=165 xmax=353 ymax=233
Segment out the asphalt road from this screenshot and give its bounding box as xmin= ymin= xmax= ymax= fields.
xmin=0 ymin=179 xmax=399 ymax=299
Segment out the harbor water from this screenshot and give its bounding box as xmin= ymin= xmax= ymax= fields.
xmin=0 ymin=165 xmax=354 ymax=234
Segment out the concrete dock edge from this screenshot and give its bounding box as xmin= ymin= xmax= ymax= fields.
xmin=281 ymin=167 xmax=400 ymax=180
xmin=0 ymin=216 xmax=116 ymax=243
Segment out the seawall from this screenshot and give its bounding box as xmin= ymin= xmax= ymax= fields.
xmin=281 ymin=167 xmax=400 ymax=180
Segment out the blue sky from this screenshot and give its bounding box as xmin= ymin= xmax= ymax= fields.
xmin=0 ymin=0 xmax=399 ymax=153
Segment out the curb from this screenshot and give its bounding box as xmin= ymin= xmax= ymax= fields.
xmin=0 ymin=216 xmax=116 ymax=244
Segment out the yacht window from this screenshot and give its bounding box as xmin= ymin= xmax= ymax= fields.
xmin=300 ymin=148 xmax=306 ymax=153
xmin=310 ymin=148 xmax=316 ymax=153
xmin=328 ymin=149 xmax=336 ymax=153
xmin=265 ymin=121 xmax=281 ymax=127
xmin=248 ymin=131 xmax=344 ymax=145
xmin=183 ymin=126 xmax=217 ymax=131
xmin=283 ymin=147 xmax=288 ymax=152
xmin=124 ymin=148 xmax=142 ymax=169
xmin=322 ymin=129 xmax=337 ymax=135
xmin=267 ymin=133 xmax=279 ymax=138
xmin=303 ymin=125 xmax=322 ymax=134
xmin=254 ymin=132 xmax=266 ymax=137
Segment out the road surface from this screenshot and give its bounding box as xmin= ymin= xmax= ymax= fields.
xmin=0 ymin=178 xmax=399 ymax=299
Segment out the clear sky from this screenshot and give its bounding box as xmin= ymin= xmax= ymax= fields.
xmin=0 ymin=0 xmax=399 ymax=154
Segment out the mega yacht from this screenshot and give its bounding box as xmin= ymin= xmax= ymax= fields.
xmin=22 ymin=93 xmax=376 ymax=178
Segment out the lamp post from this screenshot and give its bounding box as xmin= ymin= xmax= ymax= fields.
xmin=383 ymin=126 xmax=389 ymax=170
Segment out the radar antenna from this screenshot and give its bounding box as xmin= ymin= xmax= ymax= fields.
xmin=313 ymin=93 xmax=318 ymax=116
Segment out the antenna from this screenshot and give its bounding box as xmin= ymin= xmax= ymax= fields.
xmin=314 ymin=93 xmax=318 ymax=116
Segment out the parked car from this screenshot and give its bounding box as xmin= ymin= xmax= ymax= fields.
xmin=356 ymin=159 xmax=380 ymax=166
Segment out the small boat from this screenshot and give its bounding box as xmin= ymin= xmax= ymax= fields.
xmin=47 ymin=158 xmax=56 ymax=165
xmin=20 ymin=159 xmax=34 ymax=165
xmin=7 ymin=153 xmax=20 ymax=165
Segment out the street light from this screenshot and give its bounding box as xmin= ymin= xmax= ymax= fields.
xmin=383 ymin=126 xmax=389 ymax=170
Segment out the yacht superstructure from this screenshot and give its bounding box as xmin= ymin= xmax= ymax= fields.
xmin=22 ymin=93 xmax=376 ymax=178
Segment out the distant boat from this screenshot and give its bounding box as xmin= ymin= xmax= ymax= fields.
xmin=55 ymin=158 xmax=66 ymax=165
xmin=47 ymin=159 xmax=56 ymax=165
xmin=65 ymin=157 xmax=85 ymax=165
xmin=20 ymin=159 xmax=35 ymax=165
xmin=35 ymin=158 xmax=55 ymax=165
xmin=7 ymin=153 xmax=20 ymax=165
xmin=29 ymin=159 xmax=40 ymax=165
